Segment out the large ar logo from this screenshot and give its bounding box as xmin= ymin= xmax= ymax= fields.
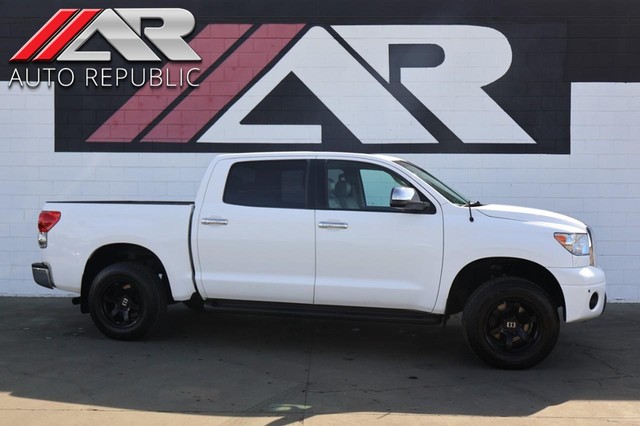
xmin=201 ymin=26 xmax=534 ymax=146
xmin=70 ymin=24 xmax=562 ymax=153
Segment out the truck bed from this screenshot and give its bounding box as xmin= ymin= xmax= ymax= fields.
xmin=39 ymin=201 xmax=197 ymax=301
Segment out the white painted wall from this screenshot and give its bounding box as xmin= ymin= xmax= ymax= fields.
xmin=1 ymin=82 xmax=638 ymax=301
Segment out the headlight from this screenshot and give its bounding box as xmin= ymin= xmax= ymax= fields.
xmin=554 ymin=232 xmax=591 ymax=256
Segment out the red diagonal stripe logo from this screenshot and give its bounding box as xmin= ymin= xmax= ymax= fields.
xmin=34 ymin=9 xmax=101 ymax=62
xmin=10 ymin=9 xmax=79 ymax=62
xmin=86 ymin=24 xmax=253 ymax=143
xmin=141 ymin=23 xmax=304 ymax=143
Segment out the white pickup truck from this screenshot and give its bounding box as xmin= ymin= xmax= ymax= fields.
xmin=32 ymin=152 xmax=606 ymax=369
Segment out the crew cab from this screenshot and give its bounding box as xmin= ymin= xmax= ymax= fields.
xmin=32 ymin=152 xmax=606 ymax=369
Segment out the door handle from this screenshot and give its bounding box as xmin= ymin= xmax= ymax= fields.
xmin=318 ymin=221 xmax=348 ymax=229
xmin=201 ymin=218 xmax=229 ymax=226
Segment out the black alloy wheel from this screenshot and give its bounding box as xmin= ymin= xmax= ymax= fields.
xmin=100 ymin=280 xmax=143 ymax=328
xmin=484 ymin=299 xmax=541 ymax=354
xmin=89 ymin=262 xmax=166 ymax=340
xmin=462 ymin=277 xmax=559 ymax=370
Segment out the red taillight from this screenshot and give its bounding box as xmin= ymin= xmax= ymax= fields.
xmin=38 ymin=211 xmax=61 ymax=233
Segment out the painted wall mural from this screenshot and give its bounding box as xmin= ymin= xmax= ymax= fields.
xmin=3 ymin=1 xmax=639 ymax=154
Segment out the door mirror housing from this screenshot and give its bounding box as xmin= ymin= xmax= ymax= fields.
xmin=390 ymin=186 xmax=429 ymax=211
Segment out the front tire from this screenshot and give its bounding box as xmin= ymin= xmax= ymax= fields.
xmin=89 ymin=262 xmax=167 ymax=340
xmin=462 ymin=277 xmax=559 ymax=369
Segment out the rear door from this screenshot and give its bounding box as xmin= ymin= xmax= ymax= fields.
xmin=195 ymin=158 xmax=315 ymax=304
xmin=315 ymin=159 xmax=444 ymax=312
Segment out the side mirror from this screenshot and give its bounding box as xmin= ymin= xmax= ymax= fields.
xmin=390 ymin=186 xmax=428 ymax=211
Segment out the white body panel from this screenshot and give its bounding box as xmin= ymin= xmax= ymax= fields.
xmin=37 ymin=151 xmax=606 ymax=324
xmin=194 ymin=156 xmax=315 ymax=303
xmin=40 ymin=203 xmax=195 ymax=300
xmin=315 ymin=209 xmax=443 ymax=310
xmin=430 ymin=202 xmax=605 ymax=320
xmin=549 ymin=266 xmax=606 ymax=322
xmin=313 ymin=155 xmax=444 ymax=311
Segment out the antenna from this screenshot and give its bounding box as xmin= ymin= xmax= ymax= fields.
xmin=466 ymin=200 xmax=481 ymax=222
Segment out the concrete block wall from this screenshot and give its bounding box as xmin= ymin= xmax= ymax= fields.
xmin=1 ymin=81 xmax=638 ymax=301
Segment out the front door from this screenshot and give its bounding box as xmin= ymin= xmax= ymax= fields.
xmin=315 ymin=160 xmax=444 ymax=312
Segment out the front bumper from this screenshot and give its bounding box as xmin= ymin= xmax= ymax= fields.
xmin=32 ymin=263 xmax=55 ymax=290
xmin=549 ymin=266 xmax=606 ymax=323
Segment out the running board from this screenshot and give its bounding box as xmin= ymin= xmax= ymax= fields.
xmin=201 ymin=299 xmax=443 ymax=325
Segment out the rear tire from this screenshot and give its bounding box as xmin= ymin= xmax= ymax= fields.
xmin=89 ymin=262 xmax=167 ymax=340
xmin=462 ymin=277 xmax=559 ymax=369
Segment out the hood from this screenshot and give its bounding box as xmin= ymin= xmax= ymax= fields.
xmin=476 ymin=204 xmax=587 ymax=231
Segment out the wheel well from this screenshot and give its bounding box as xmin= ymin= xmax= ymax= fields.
xmin=80 ymin=244 xmax=173 ymax=313
xmin=445 ymin=257 xmax=565 ymax=317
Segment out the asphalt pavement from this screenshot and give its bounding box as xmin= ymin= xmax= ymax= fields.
xmin=1 ymin=297 xmax=639 ymax=425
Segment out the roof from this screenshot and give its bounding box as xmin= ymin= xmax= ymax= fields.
xmin=214 ymin=151 xmax=405 ymax=162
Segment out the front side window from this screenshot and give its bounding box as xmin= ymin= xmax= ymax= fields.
xmin=326 ymin=160 xmax=415 ymax=211
xmin=224 ymin=160 xmax=307 ymax=209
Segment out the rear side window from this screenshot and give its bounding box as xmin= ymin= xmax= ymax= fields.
xmin=223 ymin=160 xmax=308 ymax=209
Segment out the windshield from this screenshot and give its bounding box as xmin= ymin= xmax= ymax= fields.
xmin=395 ymin=160 xmax=469 ymax=205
